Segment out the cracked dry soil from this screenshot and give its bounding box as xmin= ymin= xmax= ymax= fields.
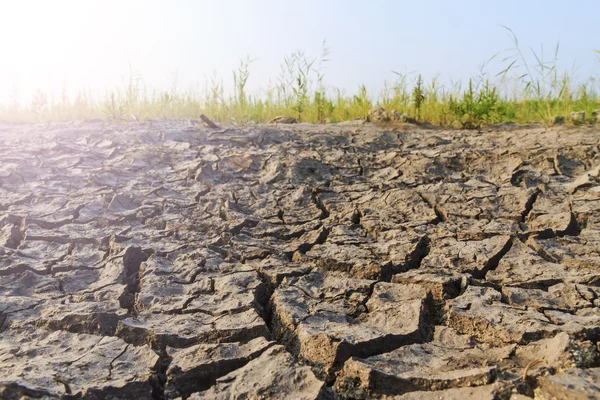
xmin=0 ymin=119 xmax=599 ymax=400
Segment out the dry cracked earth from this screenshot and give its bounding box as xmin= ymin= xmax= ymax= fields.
xmin=0 ymin=119 xmax=599 ymax=400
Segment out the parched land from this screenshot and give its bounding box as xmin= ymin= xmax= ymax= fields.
xmin=0 ymin=119 xmax=599 ymax=399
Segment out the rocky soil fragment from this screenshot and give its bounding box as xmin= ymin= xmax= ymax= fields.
xmin=188 ymin=345 xmax=335 ymax=399
xmin=535 ymin=367 xmax=600 ymax=399
xmin=387 ymin=383 xmax=511 ymax=400
xmin=270 ymin=272 xmax=428 ymax=380
xmin=115 ymin=308 xmax=269 ymax=349
xmin=165 ymin=337 xmax=275 ymax=398
xmin=337 ymin=327 xmax=513 ymax=397
xmin=420 ymin=234 xmax=512 ymax=278
xmin=486 ymin=239 xmax=595 ymax=289
xmin=0 ymin=328 xmax=158 ymax=399
xmin=445 ymin=286 xmax=559 ymax=345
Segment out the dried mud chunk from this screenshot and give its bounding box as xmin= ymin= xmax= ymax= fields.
xmin=486 ymin=154 xmax=524 ymax=185
xmin=52 ymin=242 xmax=107 ymax=271
xmin=2 ymin=284 xmax=128 ymax=334
xmin=218 ymin=153 xmax=257 ymax=175
xmin=543 ymin=307 xmax=600 ymax=339
xmin=530 ymin=230 xmax=600 ymax=281
xmin=572 ymin=193 xmax=600 ymax=229
xmin=270 ymin=273 xmax=426 ymax=377
xmin=305 ymin=241 xmax=381 ymax=278
xmin=535 ymin=367 xmax=600 ymax=400
xmin=515 ymin=332 xmax=600 ymax=371
xmin=486 ymin=239 xmax=566 ymax=289
xmin=1 ymin=239 xmax=71 ymax=274
xmin=502 ymin=284 xmax=594 ymax=313
xmin=0 ymin=224 xmax=21 ymax=248
xmin=135 ymin=255 xmax=266 ymax=316
xmin=285 ymin=225 xmax=330 ymax=254
xmin=287 ymin=158 xmax=333 ymax=184
xmin=525 ymin=190 xmax=578 ymax=235
xmin=488 ymin=239 xmax=599 ymax=288
xmin=189 ymin=345 xmax=334 ymax=400
xmin=315 ymin=224 xmax=368 ymax=246
xmin=372 ymin=230 xmax=430 ymax=277
xmin=247 ymin=255 xmax=312 ymax=289
xmin=316 ymin=184 xmax=374 ymax=222
xmin=455 ymin=218 xmax=521 ymax=240
xmin=33 ymin=298 xmax=127 ymax=335
xmin=227 ymin=232 xmax=279 ymax=260
xmin=568 ymin=163 xmax=600 ymax=193
xmin=420 ymin=235 xmax=511 ymax=277
xmin=273 ymin=187 xmax=324 ymax=224
xmin=0 ymin=295 xmax=40 ymax=315
xmin=337 ymin=326 xmax=513 ymax=397
xmin=418 ymin=181 xmax=534 ymax=221
xmin=395 ymin=153 xmax=457 ymax=187
xmin=388 ymin=383 xmax=510 ymax=400
xmin=392 ymin=269 xmax=469 ymax=300
xmin=445 ymin=286 xmax=557 ymax=345
xmin=358 ymin=189 xmax=438 ymax=231
xmin=302 ymin=225 xmax=385 ymax=279
xmin=140 ymin=249 xmax=218 ymax=283
xmin=0 ymin=296 xmax=42 ymax=330
xmin=0 ymin=328 xmax=158 ymax=399
xmin=165 ymin=337 xmax=275 ymax=398
xmin=135 ymin=258 xmax=214 ymax=313
xmin=179 ymin=270 xmax=268 ymax=316
xmin=259 ymin=158 xmax=284 ymax=184
xmin=368 ymin=107 xmax=391 ymax=123
xmin=0 ymin=270 xmax=61 ymax=298
xmin=116 ymin=309 xmax=270 ymax=349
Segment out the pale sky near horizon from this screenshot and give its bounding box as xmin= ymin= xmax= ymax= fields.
xmin=0 ymin=0 xmax=598 ymax=103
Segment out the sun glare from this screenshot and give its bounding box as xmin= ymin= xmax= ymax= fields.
xmin=0 ymin=1 xmax=156 ymax=103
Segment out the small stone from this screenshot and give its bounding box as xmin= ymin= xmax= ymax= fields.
xmin=570 ymin=111 xmax=586 ymax=124
xmin=390 ymin=110 xmax=417 ymax=124
xmin=368 ymin=107 xmax=391 ymax=123
xmin=549 ymin=115 xmax=564 ymax=125
xmin=269 ymin=116 xmax=297 ymax=124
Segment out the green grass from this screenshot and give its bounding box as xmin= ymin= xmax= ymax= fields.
xmin=1 ymin=36 xmax=599 ymax=127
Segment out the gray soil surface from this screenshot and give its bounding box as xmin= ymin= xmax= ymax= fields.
xmin=0 ymin=119 xmax=599 ymax=399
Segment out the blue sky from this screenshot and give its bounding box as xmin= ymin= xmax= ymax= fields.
xmin=0 ymin=0 xmax=598 ymax=102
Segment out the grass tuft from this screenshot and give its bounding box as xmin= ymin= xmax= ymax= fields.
xmin=1 ymin=34 xmax=598 ymax=127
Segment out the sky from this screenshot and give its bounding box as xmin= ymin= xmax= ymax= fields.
xmin=0 ymin=0 xmax=598 ymax=103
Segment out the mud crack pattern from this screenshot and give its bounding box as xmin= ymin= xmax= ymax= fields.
xmin=0 ymin=120 xmax=599 ymax=399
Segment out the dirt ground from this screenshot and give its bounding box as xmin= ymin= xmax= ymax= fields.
xmin=0 ymin=119 xmax=599 ymax=399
